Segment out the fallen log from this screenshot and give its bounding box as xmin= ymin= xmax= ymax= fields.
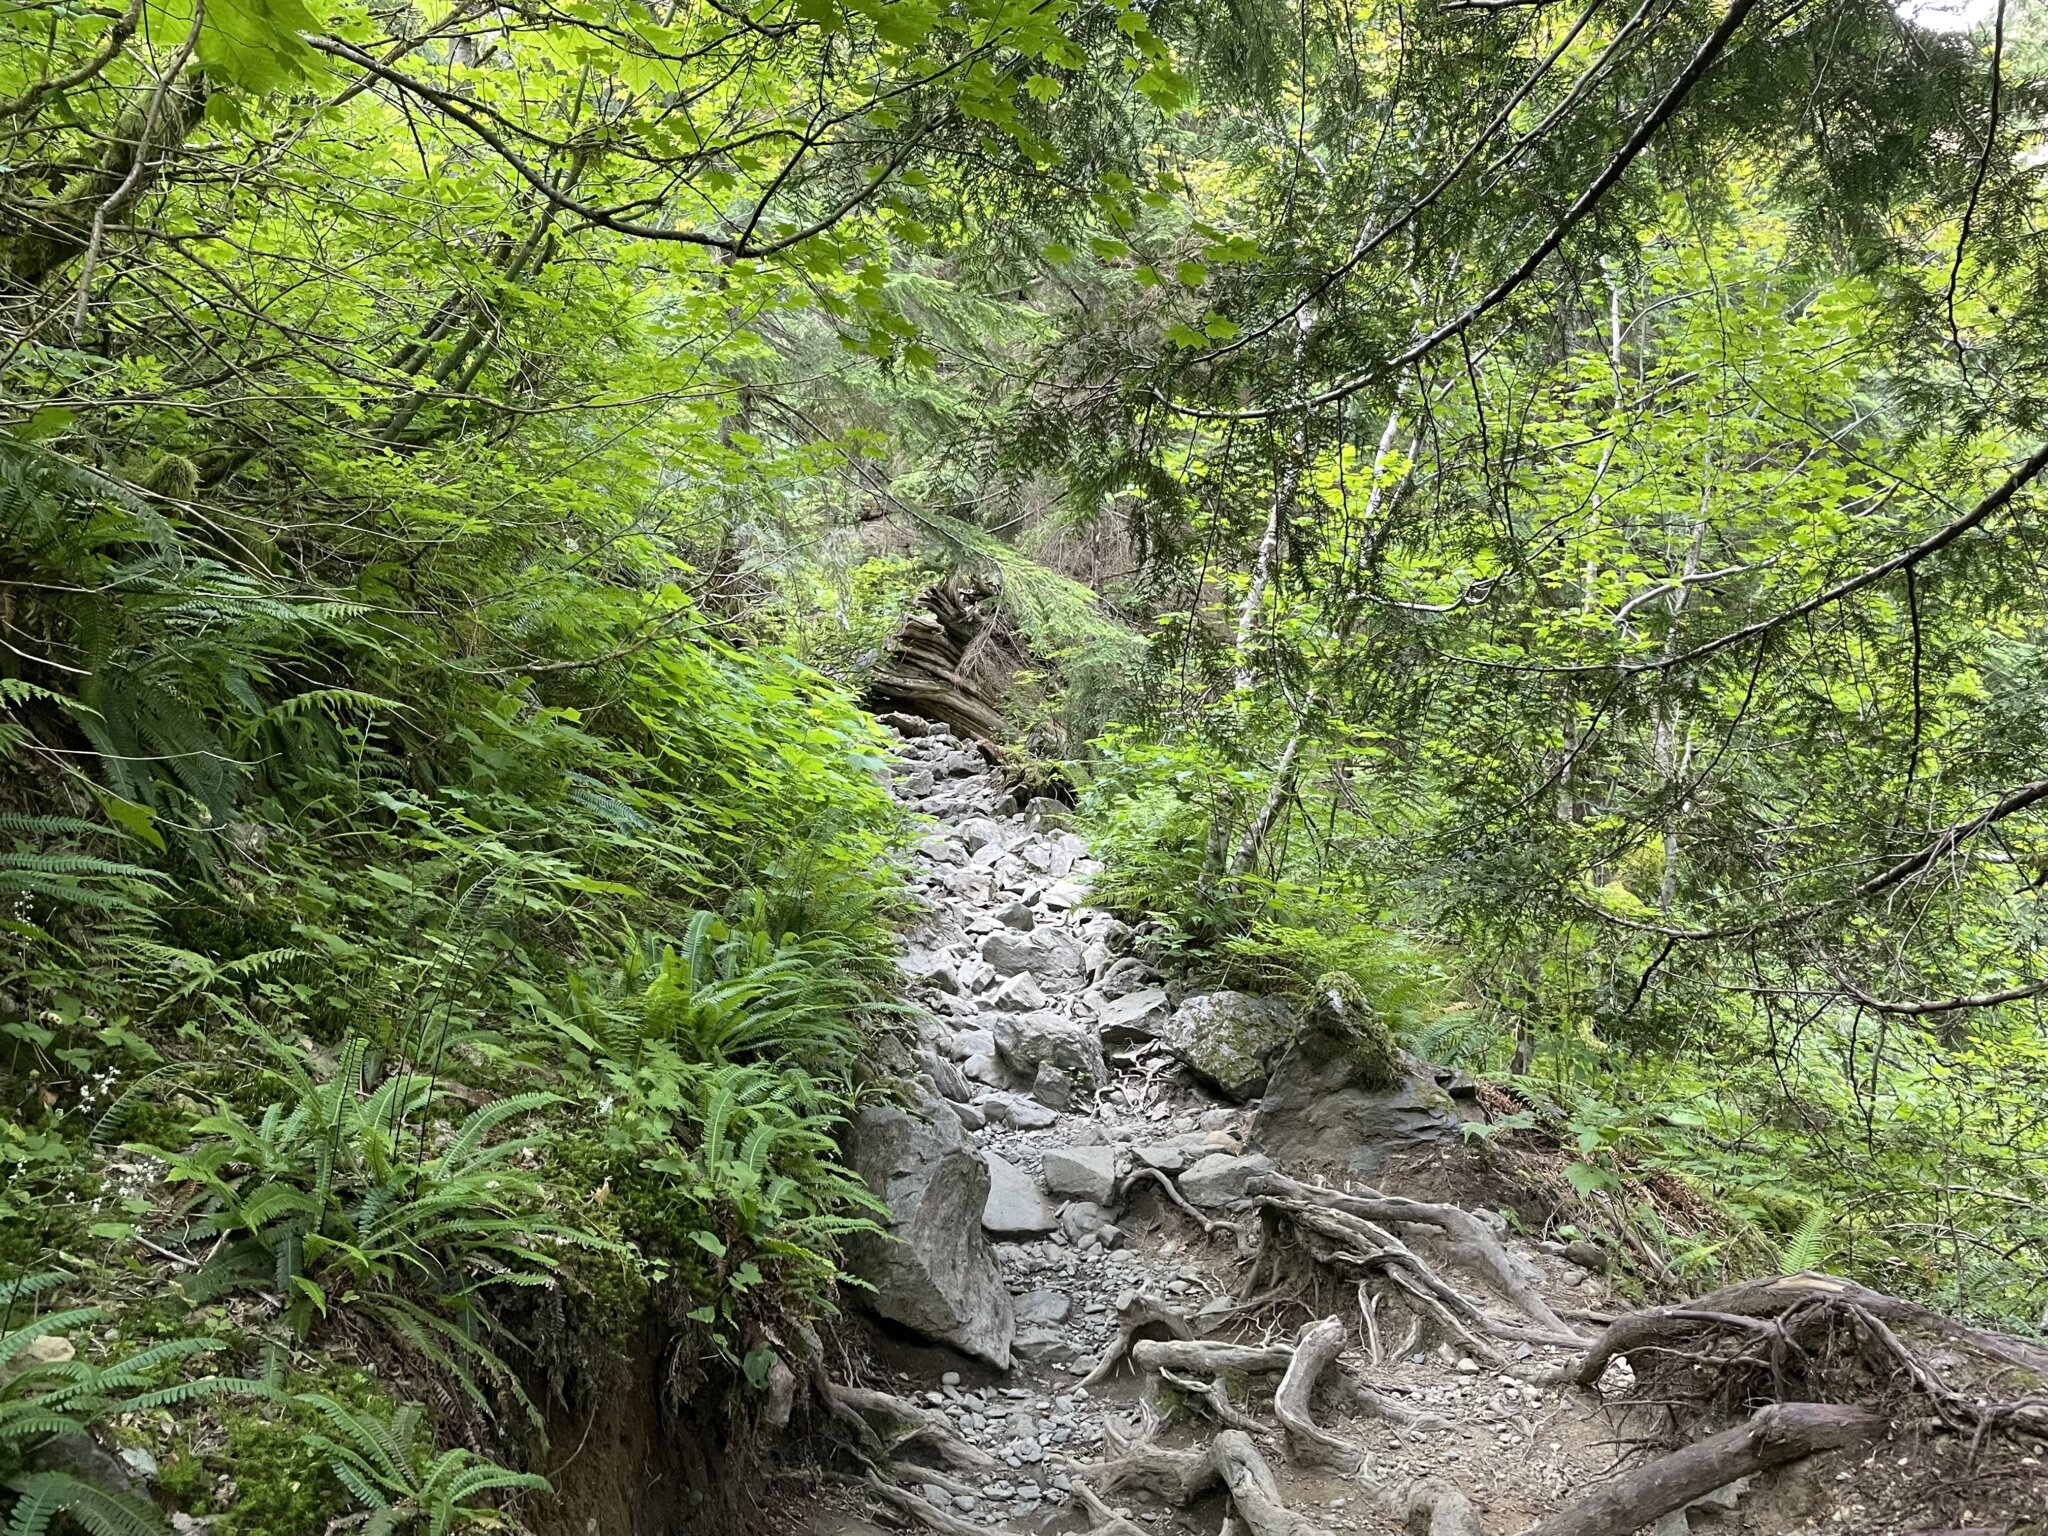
xmin=1516 ymin=1402 xmax=1888 ymax=1536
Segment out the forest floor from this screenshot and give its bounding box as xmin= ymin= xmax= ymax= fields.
xmin=791 ymin=724 xmax=2047 ymax=1536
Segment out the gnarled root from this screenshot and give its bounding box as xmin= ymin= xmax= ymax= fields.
xmin=1080 ymin=1291 xmax=1197 ymax=1388
xmin=817 ymin=1379 xmax=999 ymax=1472
xmin=1124 ymin=1164 xmax=1254 ymax=1253
xmin=1544 ymin=1271 xmax=2048 ymax=1444
xmin=1255 ymin=1173 xmax=1583 ymax=1339
xmin=1516 ymin=1402 xmax=1888 ymax=1536
xmin=1273 ymin=1317 xmax=1365 ymax=1470
xmin=1078 ymin=1431 xmax=1334 ymax=1536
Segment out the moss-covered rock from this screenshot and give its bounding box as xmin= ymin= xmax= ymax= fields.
xmin=1311 ymin=971 xmax=1400 ymax=1091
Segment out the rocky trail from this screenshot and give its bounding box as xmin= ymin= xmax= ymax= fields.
xmin=789 ymin=721 xmax=2048 ymax=1536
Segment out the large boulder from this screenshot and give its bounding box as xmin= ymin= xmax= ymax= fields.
xmin=993 ymin=1010 xmax=1105 ymax=1087
xmin=844 ymin=1100 xmax=1015 ymax=1367
xmin=1254 ymin=1037 xmax=1462 ymax=1180
xmin=1157 ymin=991 xmax=1297 ymax=1100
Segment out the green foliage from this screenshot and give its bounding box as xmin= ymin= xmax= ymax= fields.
xmin=295 ymin=1393 xmax=548 ymax=1536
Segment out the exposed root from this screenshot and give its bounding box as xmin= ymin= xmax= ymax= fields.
xmin=1255 ymin=1173 xmax=1580 ymax=1337
xmin=1130 ymin=1338 xmax=1295 ymax=1379
xmin=1334 ymin=1364 xmax=1449 ymax=1431
xmin=1083 ymin=1440 xmax=1218 ymax=1504
xmin=1211 ymin=1429 xmax=1335 ymax=1536
xmin=1515 ymin=1402 xmax=1888 ymax=1536
xmin=1125 ymin=1164 xmax=1253 ymax=1252
xmin=1273 ymin=1317 xmax=1364 ymax=1471
xmin=863 ymin=1476 xmax=1026 ymax=1536
xmin=818 ymin=1379 xmax=999 ymax=1472
xmin=1079 ymin=1291 xmax=1197 ymax=1388
xmin=1069 ymin=1480 xmax=1152 ymax=1536
xmin=1544 ymin=1272 xmax=2048 ymax=1444
xmin=1158 ymin=1367 xmax=1264 ymax=1431
xmin=1079 ymin=1431 xmax=1334 ymax=1536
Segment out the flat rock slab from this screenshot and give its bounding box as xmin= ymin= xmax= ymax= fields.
xmin=982 ymin=1151 xmax=1056 ymax=1235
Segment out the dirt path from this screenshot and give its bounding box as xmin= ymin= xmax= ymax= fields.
xmin=794 ymin=721 xmax=2042 ymax=1536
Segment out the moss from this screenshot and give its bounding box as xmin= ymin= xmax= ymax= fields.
xmin=1313 ymin=971 xmax=1400 ymax=1090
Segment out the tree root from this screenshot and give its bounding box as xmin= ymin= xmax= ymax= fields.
xmin=1334 ymin=1364 xmax=1448 ymax=1431
xmin=1252 ymin=1193 xmax=1565 ymax=1369
xmin=1255 ymin=1173 xmax=1580 ymax=1337
xmin=1515 ymin=1402 xmax=1888 ymax=1536
xmin=1080 ymin=1291 xmax=1197 ymax=1387
xmin=816 ymin=1378 xmax=1000 ymax=1472
xmin=1544 ymin=1271 xmax=2048 ymax=1443
xmin=1124 ymin=1164 xmax=1254 ymax=1253
xmin=1158 ymin=1367 xmax=1265 ymax=1431
xmin=1077 ymin=1431 xmax=1335 ymax=1536
xmin=1273 ymin=1317 xmax=1365 ymax=1470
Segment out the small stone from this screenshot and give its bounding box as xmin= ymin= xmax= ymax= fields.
xmin=942 ymin=1371 xmax=962 ymax=1387
xmin=996 ymin=900 xmax=1036 ymax=931
xmin=1456 ymin=1357 xmax=1479 ymax=1374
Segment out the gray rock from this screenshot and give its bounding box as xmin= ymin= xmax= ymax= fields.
xmin=1093 ymin=956 xmax=1158 ymax=1000
xmin=844 ymin=1101 xmax=1014 ymax=1367
xmin=1042 ymin=880 xmax=1089 ymax=911
xmin=1094 ymin=986 xmax=1170 ymax=1045
xmin=1253 ymin=1042 xmax=1461 ymax=1180
xmin=993 ymin=1011 xmax=1105 ymax=1086
xmin=956 ymin=1028 xmax=996 ymax=1058
xmin=918 ymin=1048 xmax=975 ymax=1104
xmin=948 ymin=1100 xmax=986 ymax=1132
xmin=1042 ymin=1146 xmax=1117 ymax=1204
xmin=980 ymin=929 xmax=1037 ymax=976
xmin=1157 ymin=991 xmax=1297 ymax=1100
xmin=1013 ymin=1289 xmax=1072 ymax=1326
xmin=958 ymin=817 xmax=1010 ymax=852
xmin=1131 ymin=1143 xmax=1187 ymax=1175
xmin=981 ymin=1092 xmax=1059 ymax=1130
xmin=1031 ymin=1062 xmax=1076 ymax=1112
xmin=1012 ymin=1329 xmax=1081 ymax=1364
xmin=1563 ymin=1240 xmax=1610 ymax=1274
xmin=996 ymin=900 xmax=1036 ymax=931
xmin=908 ymin=955 xmax=961 ymax=994
xmin=982 ymin=1152 xmax=1057 ymax=1235
xmin=959 ymin=959 xmax=998 ymax=994
xmin=992 ymin=973 xmax=1050 ymax=1012
xmin=1177 ymin=1151 xmax=1275 ymax=1207
xmin=1058 ymin=1202 xmax=1109 ymax=1241
xmin=963 ymin=1051 xmax=1019 ymax=1090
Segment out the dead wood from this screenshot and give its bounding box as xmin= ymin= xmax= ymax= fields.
xmin=1212 ymin=1429 xmax=1336 ymax=1536
xmin=1080 ymin=1291 xmax=1197 ymax=1387
xmin=1515 ymin=1401 xmax=1888 ymax=1536
xmin=1254 ymin=1173 xmax=1582 ymax=1338
xmin=1547 ymin=1271 xmax=2048 ymax=1443
xmin=1272 ymin=1317 xmax=1364 ymax=1470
